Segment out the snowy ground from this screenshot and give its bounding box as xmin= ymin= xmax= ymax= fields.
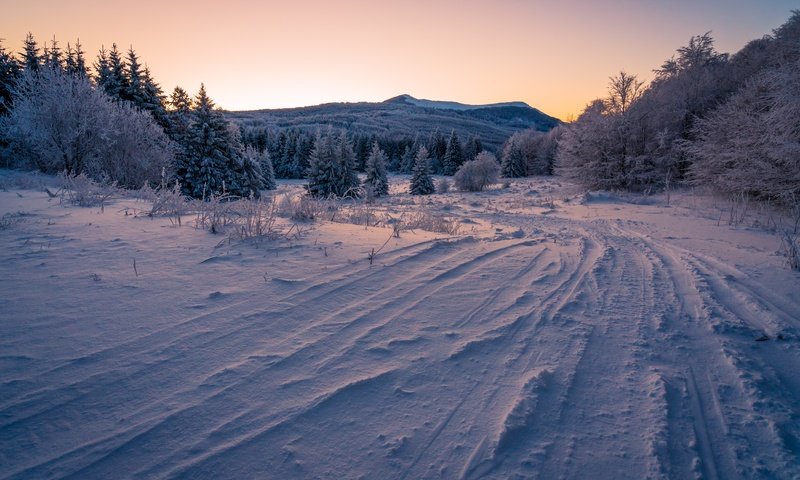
xmin=1 ymin=172 xmax=799 ymax=479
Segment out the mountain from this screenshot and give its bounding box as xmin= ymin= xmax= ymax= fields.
xmin=383 ymin=94 xmax=532 ymax=111
xmin=225 ymin=94 xmax=561 ymax=150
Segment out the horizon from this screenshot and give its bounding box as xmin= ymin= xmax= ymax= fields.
xmin=3 ymin=1 xmax=797 ymax=120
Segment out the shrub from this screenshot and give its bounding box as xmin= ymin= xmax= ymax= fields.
xmin=454 ymin=152 xmax=500 ymax=192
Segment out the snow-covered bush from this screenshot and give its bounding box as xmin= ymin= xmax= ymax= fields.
xmin=1 ymin=69 xmax=173 ymax=189
xmin=436 ymin=178 xmax=451 ymax=194
xmin=454 ymin=152 xmax=499 ymax=192
xmin=58 ymin=171 xmax=118 ymax=207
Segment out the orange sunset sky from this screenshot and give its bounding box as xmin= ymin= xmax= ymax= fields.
xmin=3 ymin=0 xmax=797 ymax=120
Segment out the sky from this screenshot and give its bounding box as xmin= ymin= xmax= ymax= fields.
xmin=2 ymin=0 xmax=797 ymax=120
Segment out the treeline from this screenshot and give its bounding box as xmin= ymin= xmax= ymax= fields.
xmin=239 ymin=126 xmax=485 ymax=178
xmin=555 ymin=12 xmax=800 ymax=204
xmin=0 ymin=34 xmax=270 ymax=197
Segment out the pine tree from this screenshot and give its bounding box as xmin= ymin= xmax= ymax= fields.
xmin=65 ymin=43 xmax=76 ymax=75
xmin=258 ymin=147 xmax=277 ymax=190
xmin=306 ymin=129 xmax=341 ymax=197
xmin=140 ymin=67 xmax=168 ymax=128
xmin=123 ymin=46 xmax=143 ymax=104
xmin=100 ymin=44 xmax=128 ymax=99
xmin=410 ymin=146 xmax=435 ymax=195
xmin=0 ymin=40 xmax=21 ymax=116
xmin=501 ymin=141 xmax=526 ymax=178
xmin=94 ymin=46 xmax=111 ymax=86
xmin=240 ymin=146 xmax=266 ymax=198
xmin=400 ymin=144 xmax=416 ymax=174
xmin=20 ymin=33 xmax=40 ymax=73
xmin=442 ymin=130 xmax=464 ymax=176
xmin=429 ymin=130 xmax=447 ymax=172
xmin=73 ymin=39 xmax=88 ymax=78
xmin=464 ymin=135 xmax=483 ymax=161
xmin=44 ymin=36 xmax=62 ymax=71
xmin=364 ymin=142 xmax=389 ymax=197
xmin=336 ymin=131 xmax=360 ymax=197
xmin=167 ymin=86 xmax=193 ymax=185
xmin=182 ymin=84 xmax=242 ymax=198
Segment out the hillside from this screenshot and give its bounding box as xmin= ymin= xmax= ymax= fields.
xmin=225 ymin=94 xmax=561 ymax=150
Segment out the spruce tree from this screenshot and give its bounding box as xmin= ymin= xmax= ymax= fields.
xmin=20 ymin=33 xmax=40 ymax=73
xmin=44 ymin=36 xmax=62 ymax=71
xmin=399 ymin=145 xmax=415 ymax=174
xmin=410 ymin=146 xmax=435 ymax=195
xmin=364 ymin=142 xmax=389 ymax=197
xmin=306 ymin=129 xmax=341 ymax=197
xmin=464 ymin=135 xmax=483 ymax=161
xmin=501 ymin=141 xmax=526 ymax=178
xmin=0 ymin=40 xmax=21 ymax=116
xmin=73 ymin=40 xmax=88 ymax=78
xmin=259 ymin=147 xmax=277 ymax=190
xmin=141 ymin=67 xmax=169 ymax=128
xmin=123 ymin=46 xmax=143 ymax=105
xmin=101 ymin=44 xmax=128 ymax=99
xmin=94 ymin=46 xmax=111 ymax=87
xmin=183 ymin=84 xmax=240 ymax=198
xmin=168 ymin=86 xmax=194 ymax=187
xmin=442 ymin=130 xmax=464 ymax=176
xmin=240 ymin=146 xmax=266 ymax=198
xmin=336 ymin=131 xmax=360 ymax=197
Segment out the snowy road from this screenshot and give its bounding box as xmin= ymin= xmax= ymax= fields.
xmin=1 ymin=185 xmax=799 ymax=479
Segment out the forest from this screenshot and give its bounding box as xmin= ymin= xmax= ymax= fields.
xmin=1 ymin=12 xmax=798 ymax=207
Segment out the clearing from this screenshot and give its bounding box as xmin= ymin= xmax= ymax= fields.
xmin=1 ymin=174 xmax=798 ymax=479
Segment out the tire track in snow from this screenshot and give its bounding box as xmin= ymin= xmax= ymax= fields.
xmin=614 ymin=223 xmax=798 ymax=479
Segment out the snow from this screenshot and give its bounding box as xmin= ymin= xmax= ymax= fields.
xmin=1 ymin=173 xmax=799 ymax=479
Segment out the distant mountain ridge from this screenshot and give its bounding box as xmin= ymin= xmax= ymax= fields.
xmin=226 ymin=94 xmax=560 ymax=151
xmin=384 ymin=94 xmax=532 ymax=111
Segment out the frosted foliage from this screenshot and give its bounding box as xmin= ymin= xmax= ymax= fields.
xmin=689 ymin=58 xmax=800 ymax=201
xmin=1 ymin=69 xmax=172 ymax=188
xmin=454 ymin=152 xmax=500 ymax=192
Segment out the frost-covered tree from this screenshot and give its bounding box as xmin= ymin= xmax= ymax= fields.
xmin=441 ymin=130 xmax=464 ymax=176
xmin=364 ymin=141 xmax=389 ymax=197
xmin=463 ymin=135 xmax=483 ymax=162
xmin=19 ymin=33 xmax=42 ymax=73
xmin=336 ymin=131 xmax=360 ymax=197
xmin=181 ymin=84 xmax=250 ymax=198
xmin=454 ymin=152 xmax=500 ymax=192
xmin=410 ymin=146 xmax=434 ymax=195
xmin=64 ymin=40 xmax=88 ymax=78
xmin=123 ymin=47 xmax=144 ymax=105
xmin=0 ymin=40 xmax=21 ymax=116
xmin=98 ymin=43 xmax=128 ymax=100
xmin=239 ymin=145 xmax=266 ymax=197
xmin=94 ymin=46 xmax=111 ymax=86
xmin=306 ymin=129 xmax=341 ymax=197
xmin=1 ymin=68 xmax=172 ymax=187
xmin=255 ymin=146 xmax=277 ymax=190
xmin=688 ymin=58 xmax=800 ymax=202
xmin=501 ymin=138 xmax=526 ymax=178
xmin=43 ymin=36 xmax=63 ymax=71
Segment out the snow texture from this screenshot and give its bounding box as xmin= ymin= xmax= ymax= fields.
xmin=1 ymin=174 xmax=799 ymax=479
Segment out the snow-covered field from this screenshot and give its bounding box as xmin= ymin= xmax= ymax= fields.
xmin=1 ymin=173 xmax=799 ymax=479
